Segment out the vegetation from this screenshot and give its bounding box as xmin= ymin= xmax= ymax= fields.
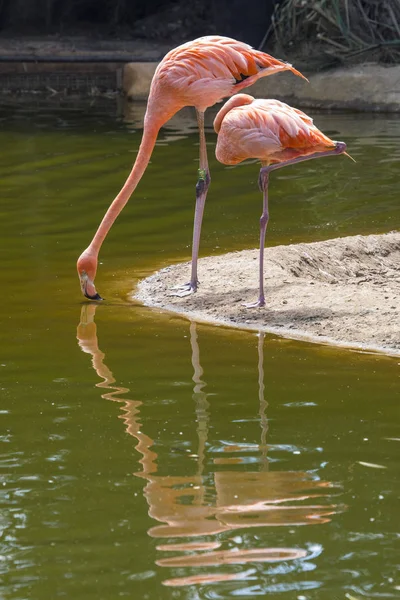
xmin=0 ymin=0 xmax=398 ymax=67
xmin=262 ymin=0 xmax=400 ymax=68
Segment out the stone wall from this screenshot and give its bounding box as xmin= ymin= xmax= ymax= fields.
xmin=123 ymin=62 xmax=400 ymax=112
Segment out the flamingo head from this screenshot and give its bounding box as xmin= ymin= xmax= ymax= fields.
xmin=77 ymin=250 xmax=103 ymax=301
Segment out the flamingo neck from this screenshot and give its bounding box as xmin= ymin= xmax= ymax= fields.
xmin=87 ymin=117 xmax=161 ymax=257
xmin=213 ymin=94 xmax=254 ymax=133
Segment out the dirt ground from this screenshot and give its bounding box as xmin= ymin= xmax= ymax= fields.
xmin=135 ymin=232 xmax=400 ymax=356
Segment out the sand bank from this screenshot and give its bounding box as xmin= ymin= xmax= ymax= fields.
xmin=135 ymin=232 xmax=400 ymax=356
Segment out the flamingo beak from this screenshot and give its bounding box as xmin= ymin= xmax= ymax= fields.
xmin=79 ymin=272 xmax=103 ymax=301
xmin=334 ymin=141 xmax=356 ymax=162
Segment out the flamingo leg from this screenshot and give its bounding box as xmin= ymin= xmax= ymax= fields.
xmin=172 ymin=109 xmax=210 ymax=297
xmin=245 ymin=142 xmax=347 ymax=308
xmin=244 ymin=170 xmax=269 ymax=308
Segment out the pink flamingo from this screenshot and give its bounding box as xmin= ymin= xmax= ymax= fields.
xmin=214 ymin=94 xmax=348 ymax=307
xmin=77 ymin=36 xmax=306 ymax=300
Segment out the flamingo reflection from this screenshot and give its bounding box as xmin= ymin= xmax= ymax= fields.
xmin=77 ymin=305 xmax=340 ymax=586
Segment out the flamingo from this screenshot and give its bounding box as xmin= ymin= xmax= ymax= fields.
xmin=214 ymin=93 xmax=348 ymax=308
xmin=77 ymin=35 xmax=306 ymax=300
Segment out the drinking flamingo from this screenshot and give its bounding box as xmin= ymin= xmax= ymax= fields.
xmin=77 ymin=36 xmax=306 ymax=300
xmin=214 ymin=94 xmax=348 ymax=307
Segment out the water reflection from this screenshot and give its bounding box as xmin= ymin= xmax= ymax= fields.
xmin=77 ymin=306 xmax=341 ymax=587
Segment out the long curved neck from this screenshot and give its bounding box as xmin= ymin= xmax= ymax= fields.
xmin=213 ymin=94 xmax=254 ymax=133
xmin=87 ymin=117 xmax=160 ymax=256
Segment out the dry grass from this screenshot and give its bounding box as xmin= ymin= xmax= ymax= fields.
xmin=261 ymin=0 xmax=400 ymax=68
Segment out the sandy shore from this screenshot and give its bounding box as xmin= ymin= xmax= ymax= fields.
xmin=135 ymin=232 xmax=400 ymax=356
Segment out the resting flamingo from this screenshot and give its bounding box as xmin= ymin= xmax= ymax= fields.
xmin=214 ymin=94 xmax=348 ymax=308
xmin=76 ymin=36 xmax=306 ymax=300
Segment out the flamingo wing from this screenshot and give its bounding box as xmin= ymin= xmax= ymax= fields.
xmin=215 ymin=101 xmax=284 ymax=164
xmin=216 ymin=99 xmax=335 ymax=165
xmin=155 ymin=36 xmax=305 ymax=111
xmin=253 ymin=100 xmax=335 ymax=151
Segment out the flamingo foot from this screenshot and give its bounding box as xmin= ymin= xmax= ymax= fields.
xmin=170 ymin=281 xmax=198 ymax=297
xmin=243 ymin=298 xmax=265 ymax=308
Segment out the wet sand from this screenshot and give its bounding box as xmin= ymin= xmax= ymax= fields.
xmin=134 ymin=232 xmax=400 ymax=356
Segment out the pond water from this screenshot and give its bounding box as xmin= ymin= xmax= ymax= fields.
xmin=1 ymin=97 xmax=399 ymax=600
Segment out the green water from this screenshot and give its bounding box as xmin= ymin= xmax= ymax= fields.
xmin=1 ymin=98 xmax=399 ymax=599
